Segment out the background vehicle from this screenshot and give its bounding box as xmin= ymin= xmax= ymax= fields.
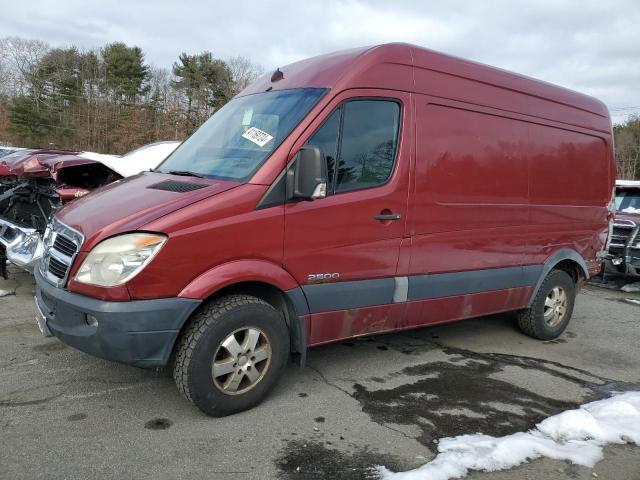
xmin=35 ymin=43 xmax=613 ymax=416
xmin=608 ymin=180 xmax=640 ymax=277
xmin=0 ymin=141 xmax=179 ymax=275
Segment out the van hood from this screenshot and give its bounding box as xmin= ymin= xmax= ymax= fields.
xmin=56 ymin=171 xmax=240 ymax=249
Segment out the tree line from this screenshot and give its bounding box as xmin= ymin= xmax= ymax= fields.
xmin=0 ymin=36 xmax=263 ymax=154
xmin=614 ymin=115 xmax=640 ymax=180
xmin=1 ymin=36 xmax=638 ymax=179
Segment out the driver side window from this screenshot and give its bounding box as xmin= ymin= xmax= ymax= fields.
xmin=306 ymin=109 xmax=340 ymax=188
xmin=306 ymin=98 xmax=400 ymax=194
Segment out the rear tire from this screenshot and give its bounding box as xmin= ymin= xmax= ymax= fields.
xmin=173 ymin=294 xmax=289 ymax=416
xmin=517 ymin=269 xmax=576 ymax=340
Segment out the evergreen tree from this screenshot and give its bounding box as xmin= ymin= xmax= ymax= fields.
xmin=102 ymin=42 xmax=150 ymax=101
xmin=172 ymin=52 xmax=233 ymax=132
xmin=8 ymin=95 xmax=54 ymax=146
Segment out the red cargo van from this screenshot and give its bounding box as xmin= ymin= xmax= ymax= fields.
xmin=34 ymin=44 xmax=614 ymax=416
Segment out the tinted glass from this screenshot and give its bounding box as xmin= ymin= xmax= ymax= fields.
xmin=616 ymin=190 xmax=640 ymax=212
xmin=157 ymin=88 xmax=326 ymax=181
xmin=305 ymin=109 xmax=340 ymax=187
xmin=336 ymin=100 xmax=400 ymax=193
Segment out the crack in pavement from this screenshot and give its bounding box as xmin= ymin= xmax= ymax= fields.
xmin=307 ymin=335 xmax=640 ymax=452
xmin=306 ymin=364 xmax=417 ymax=442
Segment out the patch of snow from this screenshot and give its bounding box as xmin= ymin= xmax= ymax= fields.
xmin=621 ymin=282 xmax=640 ymax=293
xmin=378 ymin=391 xmax=640 ymax=480
xmin=0 ymin=288 xmax=15 ymax=297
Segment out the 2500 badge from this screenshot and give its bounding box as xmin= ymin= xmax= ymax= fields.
xmin=307 ymin=272 xmax=340 ymax=283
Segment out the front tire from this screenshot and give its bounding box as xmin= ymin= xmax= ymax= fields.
xmin=173 ymin=294 xmax=289 ymax=416
xmin=517 ymin=269 xmax=576 ymax=340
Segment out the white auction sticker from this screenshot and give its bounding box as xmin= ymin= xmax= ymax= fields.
xmin=242 ymin=126 xmax=273 ymax=147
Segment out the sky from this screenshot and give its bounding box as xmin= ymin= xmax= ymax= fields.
xmin=3 ymin=0 xmax=639 ymax=124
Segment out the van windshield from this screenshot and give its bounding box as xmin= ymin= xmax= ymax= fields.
xmin=615 ymin=189 xmax=640 ymax=214
xmin=156 ymin=88 xmax=326 ymax=181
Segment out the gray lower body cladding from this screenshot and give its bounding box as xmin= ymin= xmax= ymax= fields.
xmin=35 ymin=268 xmax=201 ymax=367
xmin=300 ymin=265 xmax=544 ymax=314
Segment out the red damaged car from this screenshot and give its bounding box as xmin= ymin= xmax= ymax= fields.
xmin=0 ymin=142 xmax=179 ymax=275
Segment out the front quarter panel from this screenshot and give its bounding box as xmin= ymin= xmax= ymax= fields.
xmin=178 ymin=259 xmax=300 ymax=300
xmin=126 ymin=184 xmax=285 ymax=300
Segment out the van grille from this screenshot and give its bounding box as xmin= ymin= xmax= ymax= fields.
xmin=40 ymin=219 xmax=83 ymax=288
xmin=610 ymin=226 xmax=633 ymax=247
xmin=47 ymin=256 xmax=69 ymax=279
xmin=53 ymin=234 xmax=78 ymax=258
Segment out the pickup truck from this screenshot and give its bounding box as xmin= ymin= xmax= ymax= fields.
xmin=609 ymin=180 xmax=640 ymax=277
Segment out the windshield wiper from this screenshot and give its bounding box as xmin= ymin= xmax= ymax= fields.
xmin=167 ymin=170 xmax=206 ymax=178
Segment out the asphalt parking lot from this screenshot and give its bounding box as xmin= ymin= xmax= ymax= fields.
xmin=1 ymin=266 xmax=639 ymax=480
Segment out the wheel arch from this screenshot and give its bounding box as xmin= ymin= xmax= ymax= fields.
xmin=527 ymin=248 xmax=588 ymax=307
xmin=176 ymin=260 xmax=310 ymax=366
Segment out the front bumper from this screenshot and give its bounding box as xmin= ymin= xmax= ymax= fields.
xmin=35 ymin=267 xmax=201 ymax=367
xmin=607 ymin=220 xmax=640 ymax=277
xmin=607 ymin=246 xmax=640 ymax=277
xmin=0 ymin=217 xmax=44 ymax=272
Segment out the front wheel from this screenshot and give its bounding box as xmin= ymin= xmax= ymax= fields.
xmin=173 ymin=294 xmax=290 ymax=416
xmin=517 ymin=269 xmax=576 ymax=340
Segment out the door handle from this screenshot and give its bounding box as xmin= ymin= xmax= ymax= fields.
xmin=375 ymin=213 xmax=401 ymax=221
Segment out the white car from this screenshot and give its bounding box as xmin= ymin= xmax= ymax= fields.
xmin=80 ymin=141 xmax=180 ymax=177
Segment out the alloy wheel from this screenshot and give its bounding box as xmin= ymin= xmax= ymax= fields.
xmin=543 ymin=286 xmax=567 ymax=327
xmin=211 ymin=327 xmax=272 ymax=395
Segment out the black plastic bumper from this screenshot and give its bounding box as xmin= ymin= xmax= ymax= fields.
xmin=35 ymin=268 xmax=201 ymax=367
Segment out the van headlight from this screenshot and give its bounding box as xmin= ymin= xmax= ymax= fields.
xmin=75 ymin=233 xmax=167 ymax=287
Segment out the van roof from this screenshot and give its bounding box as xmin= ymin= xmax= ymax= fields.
xmin=241 ymin=43 xmax=609 ymax=132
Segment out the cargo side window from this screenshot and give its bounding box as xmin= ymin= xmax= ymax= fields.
xmin=335 ymin=100 xmax=400 ymax=193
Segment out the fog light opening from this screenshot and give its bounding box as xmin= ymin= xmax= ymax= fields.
xmin=86 ymin=315 xmax=99 ymax=327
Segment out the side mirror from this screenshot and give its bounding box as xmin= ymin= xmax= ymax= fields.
xmin=287 ymin=146 xmax=327 ymax=200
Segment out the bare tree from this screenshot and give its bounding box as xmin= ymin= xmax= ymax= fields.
xmin=614 ymin=115 xmax=640 ymax=180
xmin=226 ymin=56 xmax=264 ymax=95
xmin=0 ymin=37 xmax=50 ymax=96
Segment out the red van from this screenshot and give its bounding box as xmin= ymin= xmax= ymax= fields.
xmin=34 ymin=43 xmax=615 ymax=416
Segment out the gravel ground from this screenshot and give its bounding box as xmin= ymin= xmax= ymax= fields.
xmin=1 ymin=265 xmax=639 ymax=480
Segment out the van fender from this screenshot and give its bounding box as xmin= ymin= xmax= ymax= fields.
xmin=178 ymin=259 xmax=310 ymax=365
xmin=527 ymin=249 xmax=589 ymax=307
xmin=178 ymin=259 xmax=302 ymax=300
